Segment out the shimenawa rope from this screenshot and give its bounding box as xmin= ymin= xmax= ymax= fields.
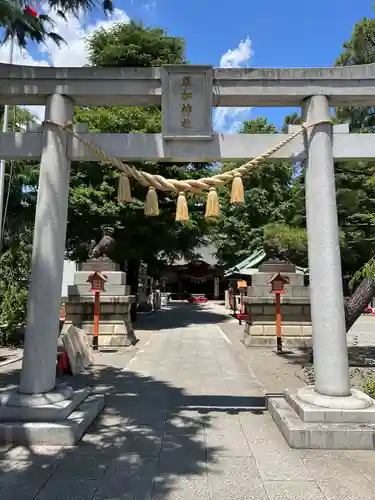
xmin=42 ymin=119 xmax=332 ymax=220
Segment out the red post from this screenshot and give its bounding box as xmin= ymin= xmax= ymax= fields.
xmin=87 ymin=271 xmax=107 ymax=350
xmin=268 ymin=273 xmax=288 ymax=353
xmin=93 ymin=290 xmax=100 ymax=350
xmin=275 ymin=291 xmax=282 ymax=352
xmin=238 ymin=291 xmax=244 ymax=325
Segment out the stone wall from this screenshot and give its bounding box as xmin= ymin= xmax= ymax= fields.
xmin=243 ymin=270 xmax=311 ymax=349
xmin=247 ymin=271 xmax=309 ymax=298
xmin=62 ymin=270 xmax=137 ymax=347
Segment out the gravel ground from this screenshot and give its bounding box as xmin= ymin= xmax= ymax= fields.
xmin=302 ymin=365 xmax=375 ymax=390
xmin=218 ymin=310 xmax=375 ymax=394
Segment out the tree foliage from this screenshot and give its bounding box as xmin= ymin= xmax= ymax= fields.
xmin=0 ymin=106 xmax=37 ymax=345
xmin=0 ymin=241 xmax=31 ymax=345
xmin=87 ymin=21 xmax=186 ymax=67
xmin=67 ymin=22 xmax=211 ymax=274
xmin=335 ymin=16 xmax=375 ymax=131
xmin=333 ymin=14 xmax=375 ymax=277
xmin=214 ymin=117 xmax=295 ymax=267
xmin=262 ymin=223 xmax=308 ymax=267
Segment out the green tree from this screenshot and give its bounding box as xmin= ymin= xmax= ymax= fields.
xmin=214 ymin=117 xmax=294 ymax=267
xmin=0 ymin=240 xmax=31 ymax=345
xmin=258 ymin=17 xmax=375 ymax=330
xmin=332 ymin=16 xmax=375 ymax=275
xmin=0 ymin=107 xmax=38 ymax=345
xmin=333 ymin=13 xmax=375 ymax=326
xmin=262 ymin=222 xmax=308 ymax=267
xmin=66 ymin=22 xmax=211 ymax=319
xmin=1 ymin=107 xmax=38 ymax=244
xmin=335 ymin=16 xmax=375 ymax=131
xmin=87 ymin=20 xmax=186 ymax=67
xmin=335 ymin=161 xmax=375 ymax=277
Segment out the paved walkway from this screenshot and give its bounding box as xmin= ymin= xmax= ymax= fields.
xmin=1 ymin=302 xmax=375 ymax=499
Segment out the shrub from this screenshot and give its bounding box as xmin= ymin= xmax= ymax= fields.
xmin=0 ymin=243 xmax=31 ymax=346
xmin=363 ymin=378 xmax=375 ymax=399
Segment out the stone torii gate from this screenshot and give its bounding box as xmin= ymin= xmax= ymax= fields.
xmin=1 ymin=62 xmax=375 ymax=448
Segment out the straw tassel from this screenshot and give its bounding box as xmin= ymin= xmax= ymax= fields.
xmin=144 ymin=187 xmax=159 ymax=216
xmin=175 ymin=191 xmax=189 ymax=222
xmin=205 ymin=187 xmax=220 ymax=218
xmin=117 ymin=173 xmax=133 ymax=203
xmin=230 ymin=173 xmax=245 ymax=204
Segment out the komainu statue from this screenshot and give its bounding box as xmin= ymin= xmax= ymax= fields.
xmin=88 ymin=229 xmax=116 ymax=259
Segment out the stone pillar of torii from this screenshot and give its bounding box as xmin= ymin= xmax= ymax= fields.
xmin=0 ymin=63 xmax=375 ymax=447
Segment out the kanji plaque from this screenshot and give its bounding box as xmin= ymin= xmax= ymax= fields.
xmin=161 ymin=65 xmax=213 ymax=141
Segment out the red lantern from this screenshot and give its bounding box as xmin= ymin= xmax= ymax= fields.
xmin=24 ymin=5 xmax=38 ymax=17
xmin=268 ymin=272 xmax=289 ymax=294
xmin=87 ymin=271 xmax=107 ymax=292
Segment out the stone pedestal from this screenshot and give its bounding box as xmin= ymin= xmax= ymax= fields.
xmin=242 ymin=263 xmax=311 ymax=348
xmin=62 ymin=263 xmax=137 ymax=347
xmin=243 ymin=297 xmax=311 ymax=348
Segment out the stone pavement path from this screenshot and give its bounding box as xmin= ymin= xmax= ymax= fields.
xmin=1 ymin=302 xmax=375 ymax=499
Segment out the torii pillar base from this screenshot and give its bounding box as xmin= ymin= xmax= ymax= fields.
xmin=268 ymin=388 xmax=375 ymax=450
xmin=0 ymin=384 xmax=105 ymax=445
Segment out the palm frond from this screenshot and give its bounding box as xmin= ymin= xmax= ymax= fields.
xmin=46 ymin=0 xmax=111 ymax=16
xmin=55 ymin=9 xmax=67 ymax=21
xmin=47 ymin=31 xmax=66 ymax=46
xmin=0 ymin=0 xmax=113 ymax=48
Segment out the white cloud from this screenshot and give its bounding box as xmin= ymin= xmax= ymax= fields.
xmin=219 ymin=37 xmax=253 ymax=68
xmin=214 ymin=37 xmax=253 ymax=133
xmin=143 ymin=1 xmax=156 ymax=10
xmin=0 ymin=6 xmax=130 ymax=121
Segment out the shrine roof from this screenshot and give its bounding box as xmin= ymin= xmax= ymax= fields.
xmin=224 ymin=249 xmax=308 ymax=277
xmin=171 ymin=242 xmax=218 ymax=267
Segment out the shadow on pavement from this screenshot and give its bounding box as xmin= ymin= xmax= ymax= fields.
xmin=135 ymin=302 xmax=231 ymax=332
xmin=0 ymin=359 xmax=263 ymax=500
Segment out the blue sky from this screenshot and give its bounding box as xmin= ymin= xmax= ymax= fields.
xmin=134 ymin=0 xmax=374 ymax=129
xmin=0 ymin=0 xmax=373 ymax=130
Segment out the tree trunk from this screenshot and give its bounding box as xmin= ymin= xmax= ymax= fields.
xmin=345 ymin=276 xmax=375 ymax=332
xmin=307 ymin=275 xmax=374 ymax=364
xmin=126 ymin=259 xmax=140 ymax=323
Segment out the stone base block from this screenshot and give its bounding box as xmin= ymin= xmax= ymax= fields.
xmin=0 ymin=393 xmax=105 ymax=446
xmin=62 ymin=321 xmax=137 ymax=348
xmin=79 ymin=258 xmax=119 ymax=272
xmin=79 ymin=320 xmax=137 ymax=347
xmin=284 ymin=389 xmax=375 ymax=423
xmin=85 ymin=332 xmax=137 ymax=347
xmin=0 ymin=388 xmax=89 ymax=422
xmin=63 ymin=293 xmax=136 ymax=348
xmin=242 ymin=334 xmax=312 ymax=349
xmin=268 ymin=394 xmax=375 ymax=450
xmin=243 ymin=318 xmax=312 ymax=350
xmin=293 ymin=386 xmax=374 ymax=413
xmin=68 ymin=284 xmax=131 ymax=296
xmin=74 ymin=271 xmax=127 ymax=286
